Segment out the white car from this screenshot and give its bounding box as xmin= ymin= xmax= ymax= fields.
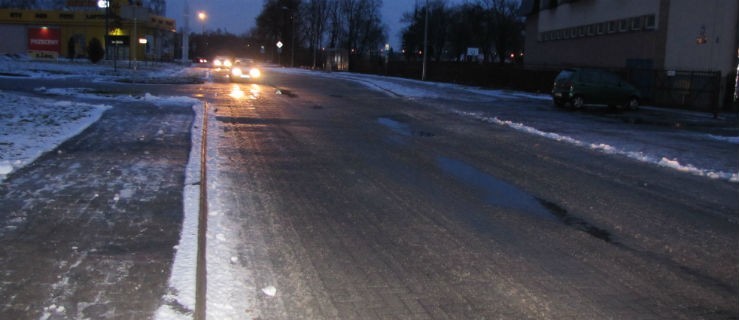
xmin=229 ymin=58 xmax=262 ymax=82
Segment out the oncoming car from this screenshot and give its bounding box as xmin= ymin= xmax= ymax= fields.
xmin=211 ymin=56 xmax=232 ymax=69
xmin=552 ymin=68 xmax=641 ymax=110
xmin=229 ymin=58 xmax=262 ymax=83
xmin=211 ymin=56 xmax=233 ymax=81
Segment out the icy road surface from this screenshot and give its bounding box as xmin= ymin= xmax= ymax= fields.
xmin=0 ymin=57 xmax=736 ymax=319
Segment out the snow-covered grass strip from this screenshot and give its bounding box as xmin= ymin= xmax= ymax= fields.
xmin=0 ymin=92 xmax=111 ymax=181
xmin=454 ymin=110 xmax=739 ymax=183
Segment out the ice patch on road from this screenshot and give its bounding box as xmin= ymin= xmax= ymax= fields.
xmin=455 ymin=110 xmax=739 ymax=183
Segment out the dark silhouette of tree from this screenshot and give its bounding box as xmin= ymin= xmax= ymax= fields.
xmin=302 ymin=0 xmax=331 ymax=68
xmin=400 ymin=0 xmax=449 ymax=61
xmin=254 ymin=0 xmax=302 ymax=65
xmin=401 ymin=0 xmax=523 ymax=63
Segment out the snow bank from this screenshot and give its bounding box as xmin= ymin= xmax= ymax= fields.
xmin=455 ymin=110 xmax=739 ymax=183
xmin=155 ymin=102 xmax=203 ymax=320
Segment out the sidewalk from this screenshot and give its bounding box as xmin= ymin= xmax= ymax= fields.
xmin=0 ymin=99 xmax=194 ymax=319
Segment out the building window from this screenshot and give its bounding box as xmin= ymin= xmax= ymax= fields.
xmin=608 ymin=21 xmax=617 ymax=33
xmin=619 ymin=19 xmax=629 ymax=32
xmin=596 ymin=22 xmax=605 ymax=35
xmin=644 ymin=14 xmax=656 ymax=29
xmin=578 ymin=26 xmax=585 ymax=37
xmin=587 ymin=24 xmax=595 ymax=36
xmin=35 ymin=13 xmax=48 ymax=19
xmin=630 ymin=16 xmax=643 ymax=30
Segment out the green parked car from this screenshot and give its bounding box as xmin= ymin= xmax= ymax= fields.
xmin=552 ymin=68 xmax=641 ymax=110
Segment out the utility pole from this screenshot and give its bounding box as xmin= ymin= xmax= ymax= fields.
xmin=422 ymin=0 xmax=428 ymax=81
xmin=182 ymin=1 xmax=190 ymax=63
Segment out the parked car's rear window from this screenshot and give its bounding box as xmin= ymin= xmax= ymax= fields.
xmin=555 ymin=70 xmax=574 ymax=81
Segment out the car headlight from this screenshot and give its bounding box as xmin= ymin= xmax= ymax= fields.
xmin=213 ymin=60 xmax=222 ymax=67
xmin=224 ymin=60 xmax=233 ymax=67
xmin=249 ymin=68 xmax=261 ymax=78
xmin=231 ymin=67 xmax=242 ymax=77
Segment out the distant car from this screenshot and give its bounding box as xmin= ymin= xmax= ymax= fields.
xmin=211 ymin=56 xmax=233 ymax=81
xmin=552 ymin=68 xmax=641 ymax=110
xmin=211 ymin=56 xmax=232 ymax=69
xmin=192 ymin=57 xmax=208 ymax=64
xmin=228 ymin=58 xmax=262 ymax=82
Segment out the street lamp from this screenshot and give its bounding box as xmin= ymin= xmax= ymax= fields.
xmin=197 ymin=11 xmax=206 ymax=34
xmin=97 ymin=0 xmax=109 ymax=60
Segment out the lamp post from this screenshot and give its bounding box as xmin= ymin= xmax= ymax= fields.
xmin=197 ymin=11 xmax=206 ymax=57
xmin=422 ymin=0 xmax=429 ymax=81
xmin=197 ymin=11 xmax=206 ymax=34
xmin=97 ymin=0 xmax=109 ymax=60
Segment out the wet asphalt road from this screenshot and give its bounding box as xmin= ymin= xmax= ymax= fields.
xmin=0 ymin=69 xmax=737 ymax=319
xmin=202 ymin=71 xmax=737 ymax=319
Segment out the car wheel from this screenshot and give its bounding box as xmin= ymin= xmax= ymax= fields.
xmin=571 ymin=96 xmax=584 ymax=109
xmin=627 ymin=97 xmax=639 ymax=110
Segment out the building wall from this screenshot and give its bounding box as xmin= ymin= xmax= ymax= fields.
xmin=525 ymin=0 xmax=738 ymax=77
xmin=664 ymin=0 xmax=738 ymax=76
xmin=0 ymin=6 xmax=175 ymax=61
xmin=525 ymin=0 xmax=666 ymax=69
xmin=537 ymin=0 xmax=660 ymax=32
xmin=0 ymin=24 xmax=27 ymax=54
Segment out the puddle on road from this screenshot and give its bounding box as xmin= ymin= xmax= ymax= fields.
xmin=378 ymin=116 xmax=412 ymax=136
xmin=377 ymin=115 xmax=435 ymax=138
xmin=436 ymin=156 xmax=613 ymax=242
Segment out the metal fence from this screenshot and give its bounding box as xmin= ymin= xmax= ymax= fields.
xmin=350 ymin=60 xmax=734 ymax=112
xmin=625 ymin=69 xmax=723 ymax=112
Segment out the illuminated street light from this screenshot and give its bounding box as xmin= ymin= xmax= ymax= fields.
xmin=97 ymin=0 xmax=110 ymax=61
xmin=198 ymin=11 xmax=207 ymax=34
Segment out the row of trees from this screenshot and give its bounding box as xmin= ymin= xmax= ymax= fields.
xmin=401 ymin=0 xmax=523 ymax=64
xmin=249 ymin=0 xmax=386 ymax=68
xmin=242 ymin=0 xmax=522 ymax=67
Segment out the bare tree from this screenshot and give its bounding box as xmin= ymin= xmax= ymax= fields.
xmin=302 ymin=0 xmax=330 ymax=68
xmin=335 ymin=0 xmax=385 ymax=55
xmin=401 ymin=0 xmax=449 ymax=61
xmin=480 ymin=0 xmax=523 ymax=63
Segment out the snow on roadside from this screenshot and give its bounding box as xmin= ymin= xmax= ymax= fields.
xmin=0 ymin=92 xmax=111 ymax=181
xmin=0 ymin=54 xmax=197 ymax=83
xmin=454 ymin=110 xmax=739 ymax=183
xmin=155 ymin=102 xmax=203 ymax=320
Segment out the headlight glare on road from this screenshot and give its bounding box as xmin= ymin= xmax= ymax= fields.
xmin=231 ymin=67 xmax=243 ymax=77
xmin=229 ymin=84 xmax=245 ymax=99
xmin=249 ymin=68 xmax=261 ymax=78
